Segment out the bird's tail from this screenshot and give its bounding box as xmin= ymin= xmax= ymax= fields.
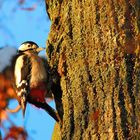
xmin=20 ymin=95 xmax=27 ymax=116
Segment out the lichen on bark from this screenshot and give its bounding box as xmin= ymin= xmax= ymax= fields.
xmin=45 ymin=0 xmax=140 ymax=139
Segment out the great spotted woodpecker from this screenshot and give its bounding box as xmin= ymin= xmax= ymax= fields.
xmin=14 ymin=41 xmax=59 ymax=121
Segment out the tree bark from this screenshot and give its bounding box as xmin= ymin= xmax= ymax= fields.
xmin=45 ymin=0 xmax=140 ymax=139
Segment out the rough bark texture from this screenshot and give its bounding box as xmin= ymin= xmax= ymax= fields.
xmin=45 ymin=0 xmax=140 ymax=139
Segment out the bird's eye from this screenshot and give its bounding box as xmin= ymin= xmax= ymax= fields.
xmin=28 ymin=44 xmax=31 ymax=48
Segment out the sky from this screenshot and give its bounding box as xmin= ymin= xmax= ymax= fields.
xmin=0 ymin=0 xmax=55 ymax=140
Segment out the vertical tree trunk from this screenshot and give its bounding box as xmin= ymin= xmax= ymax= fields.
xmin=45 ymin=0 xmax=140 ymax=139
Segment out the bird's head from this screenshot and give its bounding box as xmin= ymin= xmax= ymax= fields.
xmin=18 ymin=41 xmax=45 ymax=54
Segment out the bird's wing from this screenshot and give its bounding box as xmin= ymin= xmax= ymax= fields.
xmin=14 ymin=54 xmax=31 ymax=87
xmin=14 ymin=54 xmax=31 ymax=115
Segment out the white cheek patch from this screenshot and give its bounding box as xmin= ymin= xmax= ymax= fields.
xmin=19 ymin=43 xmax=31 ymax=51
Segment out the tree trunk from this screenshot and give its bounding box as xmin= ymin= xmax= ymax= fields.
xmin=45 ymin=0 xmax=140 ymax=139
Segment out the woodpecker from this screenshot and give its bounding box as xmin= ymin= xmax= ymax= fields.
xmin=14 ymin=41 xmax=59 ymax=121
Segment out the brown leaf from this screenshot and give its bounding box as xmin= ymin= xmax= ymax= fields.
xmin=4 ymin=126 xmax=27 ymax=140
xmin=0 ymin=110 xmax=8 ymax=121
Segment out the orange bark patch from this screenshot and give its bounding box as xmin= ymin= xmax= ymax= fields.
xmin=90 ymin=110 xmax=100 ymax=122
xmin=58 ymin=53 xmax=66 ymax=76
xmin=124 ymin=37 xmax=136 ymax=54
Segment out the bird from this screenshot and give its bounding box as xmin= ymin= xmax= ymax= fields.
xmin=14 ymin=41 xmax=59 ymax=122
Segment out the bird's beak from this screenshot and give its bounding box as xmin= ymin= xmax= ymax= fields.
xmin=21 ymin=96 xmax=27 ymax=117
xmin=36 ymin=47 xmax=45 ymax=53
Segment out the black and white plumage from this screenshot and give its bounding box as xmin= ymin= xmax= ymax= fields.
xmin=14 ymin=41 xmax=59 ymax=121
xmin=14 ymin=41 xmax=47 ymax=115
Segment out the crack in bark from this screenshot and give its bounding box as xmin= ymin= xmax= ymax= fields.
xmin=112 ymin=88 xmax=118 ymax=140
xmin=111 ymin=68 xmax=120 ymax=140
xmin=118 ymin=82 xmax=130 ymax=139
xmin=67 ymin=2 xmax=73 ymax=40
xmin=65 ymin=77 xmax=75 ymax=140
xmin=125 ymin=54 xmax=137 ymax=129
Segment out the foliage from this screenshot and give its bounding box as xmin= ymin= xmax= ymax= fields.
xmin=0 ymin=0 xmax=52 ymax=139
xmin=0 ymin=66 xmax=28 ymax=139
xmin=4 ymin=126 xmax=27 ymax=140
